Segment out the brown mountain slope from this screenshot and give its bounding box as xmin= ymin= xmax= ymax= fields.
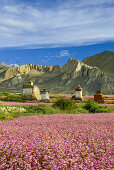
xmin=0 ymin=58 xmax=114 ymax=94
xmin=82 ymin=51 xmax=114 ymax=75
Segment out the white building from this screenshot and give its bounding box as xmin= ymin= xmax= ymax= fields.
xmin=40 ymin=89 xmax=50 ymax=101
xmin=75 ymin=85 xmax=83 ymax=100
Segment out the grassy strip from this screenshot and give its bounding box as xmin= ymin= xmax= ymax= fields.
xmin=104 ymin=97 xmax=114 ymax=100
xmin=104 ymin=101 xmax=114 ymax=104
xmin=50 ymin=96 xmax=71 ymax=102
xmin=110 ymin=106 xmax=114 ymax=113
xmin=0 ymin=99 xmax=113 ymax=121
xmin=0 ymin=103 xmax=88 ymax=120
xmin=0 ymin=92 xmax=24 ymax=102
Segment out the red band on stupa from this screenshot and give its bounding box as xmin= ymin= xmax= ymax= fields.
xmin=75 ymin=88 xmax=82 ymax=91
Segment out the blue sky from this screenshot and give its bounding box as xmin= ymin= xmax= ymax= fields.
xmin=0 ymin=0 xmax=114 ymax=66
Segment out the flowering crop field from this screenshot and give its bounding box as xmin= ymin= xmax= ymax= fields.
xmin=0 ymin=113 xmax=113 ymax=169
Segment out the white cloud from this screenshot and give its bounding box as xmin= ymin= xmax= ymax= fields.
xmin=0 ymin=0 xmax=114 ymax=48
xmin=0 ymin=17 xmax=36 ymax=32
xmin=4 ymin=5 xmax=20 ymax=14
xmin=60 ymin=50 xmax=70 ymax=57
xmin=48 ymin=50 xmax=70 ymax=58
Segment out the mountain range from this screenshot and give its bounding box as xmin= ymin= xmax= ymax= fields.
xmin=82 ymin=51 xmax=114 ymax=76
xmin=0 ymin=62 xmax=19 ymax=68
xmin=0 ymin=51 xmax=114 ymax=94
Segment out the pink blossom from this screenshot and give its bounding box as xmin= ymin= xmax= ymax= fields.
xmin=0 ymin=113 xmax=113 ymax=169
xmin=101 ymin=104 xmax=114 ymax=106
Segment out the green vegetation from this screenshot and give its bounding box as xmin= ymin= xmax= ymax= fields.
xmin=84 ymin=99 xmax=110 ymax=113
xmin=0 ymin=92 xmax=24 ymax=102
xmin=0 ymin=111 xmax=14 ymax=120
xmin=54 ymin=98 xmax=75 ymax=111
xmin=0 ymin=92 xmax=10 ymax=96
xmin=0 ymin=103 xmax=26 ymax=120
xmin=0 ymin=99 xmax=88 ymax=120
xmin=0 ymin=95 xmax=114 ymax=121
xmin=50 ymin=96 xmax=71 ymax=103
xmin=104 ymin=96 xmax=114 ymax=100
xmin=53 ymin=98 xmax=88 ymax=113
xmin=105 ymin=101 xmax=114 ymax=104
xmin=23 ymin=104 xmax=58 ymax=116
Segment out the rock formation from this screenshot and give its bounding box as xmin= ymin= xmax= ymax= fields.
xmin=0 ymin=58 xmax=113 ymax=94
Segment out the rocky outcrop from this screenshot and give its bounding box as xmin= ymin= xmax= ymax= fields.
xmin=0 ymin=58 xmax=113 ymax=94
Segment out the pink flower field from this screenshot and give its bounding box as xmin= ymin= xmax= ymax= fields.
xmin=0 ymin=113 xmax=113 ymax=169
xmin=101 ymin=103 xmax=114 ymax=106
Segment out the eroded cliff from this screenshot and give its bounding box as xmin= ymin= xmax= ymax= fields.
xmin=0 ymin=58 xmax=113 ymax=94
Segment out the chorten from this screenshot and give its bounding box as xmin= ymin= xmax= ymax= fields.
xmin=75 ymin=85 xmax=83 ymax=100
xmin=40 ymin=89 xmax=50 ymax=102
xmin=94 ymin=90 xmax=104 ymax=103
xmin=22 ymin=81 xmax=41 ymax=101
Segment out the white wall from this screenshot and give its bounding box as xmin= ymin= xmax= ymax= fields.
xmin=75 ymin=91 xmax=82 ymax=98
xmin=41 ymin=92 xmax=49 ymax=100
xmin=23 ymin=88 xmax=33 ymax=95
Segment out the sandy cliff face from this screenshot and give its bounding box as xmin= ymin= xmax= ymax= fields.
xmin=0 ymin=58 xmax=113 ymax=94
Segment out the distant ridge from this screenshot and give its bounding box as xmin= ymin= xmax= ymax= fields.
xmin=0 ymin=62 xmax=8 ymax=67
xmin=0 ymin=58 xmax=113 ymax=94
xmin=9 ymin=64 xmax=19 ymax=68
xmin=82 ymin=51 xmax=114 ymax=75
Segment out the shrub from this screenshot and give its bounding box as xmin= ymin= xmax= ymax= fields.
xmin=0 ymin=111 xmax=14 ymax=120
xmin=0 ymin=92 xmax=10 ymax=96
xmin=54 ymin=98 xmax=75 ymax=111
xmin=0 ymin=92 xmax=24 ymax=102
xmin=35 ymin=105 xmax=57 ymax=114
xmin=2 ymin=95 xmax=24 ymax=102
xmin=24 ymin=104 xmax=57 ymax=115
xmin=84 ymin=99 xmax=110 ymax=113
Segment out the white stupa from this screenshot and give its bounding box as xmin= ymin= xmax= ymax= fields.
xmin=75 ymin=85 xmax=83 ymax=100
xmin=40 ymin=89 xmax=50 ymax=101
